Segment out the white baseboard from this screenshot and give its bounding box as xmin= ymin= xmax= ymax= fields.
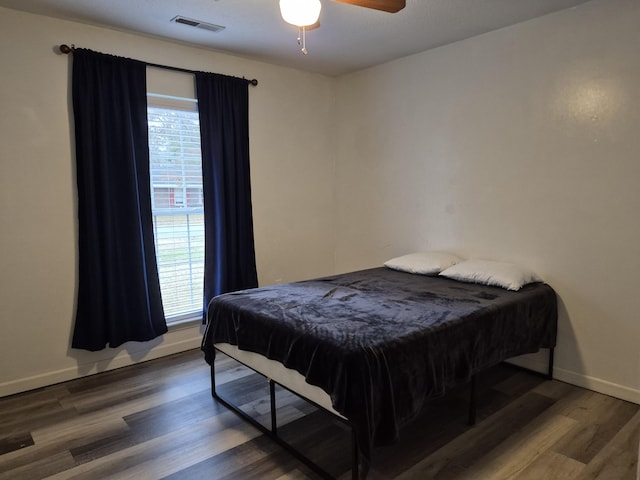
xmin=0 ymin=335 xmax=203 ymax=398
xmin=3 ymin=343 xmax=639 ymax=406
xmin=507 ymin=353 xmax=640 ymax=405
xmin=552 ymin=367 xmax=640 ymax=405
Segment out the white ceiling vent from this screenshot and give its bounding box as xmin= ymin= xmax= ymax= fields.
xmin=171 ymin=16 xmax=225 ymax=33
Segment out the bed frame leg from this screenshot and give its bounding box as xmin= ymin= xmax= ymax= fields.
xmin=468 ymin=374 xmax=477 ymax=426
xmin=269 ymin=379 xmax=278 ymax=436
xmin=210 ymin=362 xmax=217 ymax=398
xmin=351 ymin=429 xmax=359 ymax=480
xmin=547 ymin=347 xmax=555 ymax=380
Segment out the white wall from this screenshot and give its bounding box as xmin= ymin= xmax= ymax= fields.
xmin=0 ymin=8 xmax=336 ymax=396
xmin=334 ymin=0 xmax=640 ymax=403
xmin=2 ymin=0 xmax=639 ymax=405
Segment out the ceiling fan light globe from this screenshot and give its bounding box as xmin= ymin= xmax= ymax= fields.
xmin=279 ymin=0 xmax=322 ymax=27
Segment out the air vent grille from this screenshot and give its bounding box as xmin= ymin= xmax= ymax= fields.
xmin=171 ymin=16 xmax=225 ymax=33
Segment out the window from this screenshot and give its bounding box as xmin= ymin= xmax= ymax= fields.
xmin=147 ymin=87 xmax=204 ymax=323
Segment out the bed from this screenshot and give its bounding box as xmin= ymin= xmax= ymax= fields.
xmin=202 ymin=265 xmax=557 ymax=479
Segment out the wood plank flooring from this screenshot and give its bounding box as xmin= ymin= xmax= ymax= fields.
xmin=0 ymin=349 xmax=637 ymax=479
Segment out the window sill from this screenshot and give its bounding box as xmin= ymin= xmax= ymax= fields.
xmin=167 ymin=315 xmax=203 ymax=332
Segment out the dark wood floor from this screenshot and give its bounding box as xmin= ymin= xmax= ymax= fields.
xmin=0 ymin=349 xmax=638 ymax=479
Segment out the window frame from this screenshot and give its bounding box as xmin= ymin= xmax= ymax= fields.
xmin=147 ymin=90 xmax=205 ymax=325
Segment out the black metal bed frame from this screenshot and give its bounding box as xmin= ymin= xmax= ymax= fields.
xmin=210 ymin=346 xmax=555 ymax=480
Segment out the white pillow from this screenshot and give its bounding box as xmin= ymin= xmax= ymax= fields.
xmin=439 ymin=259 xmax=542 ymax=291
xmin=384 ymin=252 xmax=463 ymax=275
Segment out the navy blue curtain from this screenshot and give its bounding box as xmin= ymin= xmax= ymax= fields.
xmin=196 ymin=72 xmax=258 ymax=320
xmin=71 ymin=49 xmax=167 ymax=351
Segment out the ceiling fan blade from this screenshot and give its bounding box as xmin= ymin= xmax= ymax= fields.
xmin=332 ymin=0 xmax=406 ymax=13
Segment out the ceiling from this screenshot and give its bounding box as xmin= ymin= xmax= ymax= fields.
xmin=0 ymin=0 xmax=592 ymax=76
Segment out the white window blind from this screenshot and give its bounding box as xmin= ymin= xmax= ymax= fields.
xmin=147 ymin=92 xmax=204 ymax=322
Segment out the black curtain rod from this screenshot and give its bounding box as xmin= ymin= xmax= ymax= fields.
xmin=58 ymin=44 xmax=258 ymax=86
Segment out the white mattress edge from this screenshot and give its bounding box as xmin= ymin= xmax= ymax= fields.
xmin=214 ymin=342 xmax=343 ymax=418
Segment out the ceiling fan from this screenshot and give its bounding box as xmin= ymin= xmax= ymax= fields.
xmin=332 ymin=0 xmax=406 ymax=13
xmin=280 ymin=0 xmax=405 ymax=54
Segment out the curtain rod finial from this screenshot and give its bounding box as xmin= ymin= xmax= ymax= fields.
xmin=59 ymin=44 xmax=75 ymax=54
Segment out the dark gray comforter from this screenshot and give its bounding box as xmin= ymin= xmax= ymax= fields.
xmin=202 ymin=267 xmax=557 ymax=472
